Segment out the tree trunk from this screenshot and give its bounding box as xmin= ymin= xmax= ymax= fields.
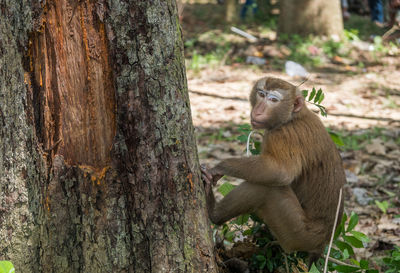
xmin=225 ymin=0 xmax=238 ymax=23
xmin=278 ymin=0 xmax=343 ymax=36
xmin=0 ymin=1 xmax=217 ymax=272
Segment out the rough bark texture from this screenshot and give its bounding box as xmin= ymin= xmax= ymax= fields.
xmin=279 ymin=0 xmax=343 ymax=36
xmin=0 ymin=1 xmax=43 ymax=272
xmin=0 ymin=0 xmax=216 ymax=272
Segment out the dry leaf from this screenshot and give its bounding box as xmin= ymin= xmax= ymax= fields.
xmin=365 ymin=139 xmax=386 ymax=155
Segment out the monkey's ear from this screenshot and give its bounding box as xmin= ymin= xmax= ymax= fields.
xmin=293 ymin=96 xmax=304 ymax=113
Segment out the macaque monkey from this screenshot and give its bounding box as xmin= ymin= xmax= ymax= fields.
xmin=201 ymin=77 xmax=346 ymax=260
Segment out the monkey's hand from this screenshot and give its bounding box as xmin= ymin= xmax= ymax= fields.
xmin=201 ymin=164 xmax=223 ymax=195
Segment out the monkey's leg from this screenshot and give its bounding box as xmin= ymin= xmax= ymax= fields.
xmin=256 ymin=186 xmax=327 ymax=254
xmin=208 ymin=182 xmax=267 ymax=225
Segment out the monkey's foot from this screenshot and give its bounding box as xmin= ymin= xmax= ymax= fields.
xmin=200 ymin=164 xmax=213 ymax=195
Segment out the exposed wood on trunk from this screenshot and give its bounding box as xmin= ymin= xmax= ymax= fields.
xmin=31 ymin=0 xmax=116 ymax=168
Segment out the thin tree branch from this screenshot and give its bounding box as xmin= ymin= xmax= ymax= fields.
xmin=328 ymin=112 xmax=400 ymax=123
xmin=189 ymin=90 xmax=247 ymax=101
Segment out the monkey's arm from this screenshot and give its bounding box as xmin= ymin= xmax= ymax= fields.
xmin=212 ymin=156 xmax=301 ymax=186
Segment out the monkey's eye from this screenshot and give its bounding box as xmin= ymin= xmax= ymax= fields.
xmin=267 ymin=94 xmax=281 ymax=103
xmin=257 ymin=90 xmax=267 ymax=98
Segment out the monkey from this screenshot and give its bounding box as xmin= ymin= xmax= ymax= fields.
xmin=201 ymin=77 xmax=346 ymax=262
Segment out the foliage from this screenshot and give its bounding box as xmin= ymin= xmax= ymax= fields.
xmin=0 ymin=261 xmax=15 ymax=273
xmin=382 ymin=246 xmax=400 ymax=273
xmin=332 ymin=127 xmax=389 ymax=152
xmin=343 ymin=14 xmax=386 ymax=40
xmin=186 ymin=46 xmax=231 ymax=71
xmin=278 ymin=34 xmax=323 ymax=66
xmin=302 ymin=87 xmax=327 ymax=117
xmin=329 ymin=212 xmax=378 ymax=273
xmin=375 ymin=200 xmax=389 ymax=214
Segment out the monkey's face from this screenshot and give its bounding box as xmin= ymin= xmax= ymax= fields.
xmin=250 ymin=77 xmax=304 ymax=130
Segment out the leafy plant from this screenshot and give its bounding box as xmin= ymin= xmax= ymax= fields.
xmin=383 ymin=246 xmax=400 ymax=273
xmin=329 ymin=212 xmax=378 ymax=273
xmin=375 ymin=200 xmax=389 ymax=214
xmin=343 ymin=29 xmax=361 ymax=42
xmin=302 ymin=87 xmax=327 ymax=117
xmin=0 ymin=261 xmax=15 ymax=273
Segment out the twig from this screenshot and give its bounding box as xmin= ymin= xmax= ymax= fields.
xmin=189 ymin=90 xmax=247 ymax=101
xmin=324 ymin=255 xmax=355 ymax=267
xmin=220 ymin=48 xmax=234 ymax=66
xmin=382 ymin=24 xmax=400 ymax=40
xmin=328 ymin=112 xmax=400 ymax=123
xmin=323 ymin=188 xmax=342 ymax=273
xmin=283 ymin=253 xmax=289 ymax=273
xmin=263 ymin=240 xmax=279 ymax=250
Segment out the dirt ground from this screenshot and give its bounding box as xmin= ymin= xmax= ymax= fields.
xmin=181 ymin=1 xmax=400 ymax=270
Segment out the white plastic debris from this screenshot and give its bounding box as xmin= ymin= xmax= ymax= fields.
xmin=285 ymin=60 xmax=309 ymax=78
xmin=246 ymin=56 xmax=266 ymax=65
xmin=231 ymin=26 xmax=258 ymax=42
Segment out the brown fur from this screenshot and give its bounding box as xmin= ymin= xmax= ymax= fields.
xmin=202 ymin=77 xmax=346 ymax=256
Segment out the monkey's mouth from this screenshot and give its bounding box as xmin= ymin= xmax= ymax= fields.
xmin=251 ymin=119 xmax=264 ymax=128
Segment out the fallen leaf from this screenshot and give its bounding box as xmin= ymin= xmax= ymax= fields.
xmin=365 ymin=139 xmax=386 ymax=155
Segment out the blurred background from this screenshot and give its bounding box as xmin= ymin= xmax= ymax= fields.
xmin=179 ymin=0 xmax=400 ymax=271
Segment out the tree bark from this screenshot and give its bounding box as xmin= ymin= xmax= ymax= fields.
xmin=225 ymin=0 xmax=238 ymax=23
xmin=0 ymin=1 xmax=216 ymax=272
xmin=278 ymin=0 xmax=343 ymax=36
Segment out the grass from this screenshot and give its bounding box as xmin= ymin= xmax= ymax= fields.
xmin=344 ymin=14 xmax=386 ymax=40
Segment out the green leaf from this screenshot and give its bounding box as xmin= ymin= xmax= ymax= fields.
xmin=302 ymin=89 xmax=309 ymax=98
xmin=329 ymin=132 xmax=344 ymax=146
xmin=309 ymin=87 xmax=316 ymax=101
xmin=319 ymin=105 xmax=327 ymax=117
xmin=266 ymin=259 xmax=273 ymax=272
xmin=334 ymin=213 xmax=347 ymax=239
xmin=0 ymin=261 xmax=15 ymax=273
xmin=318 ymin=91 xmax=325 ymax=104
xmin=360 ymin=259 xmax=369 ymax=269
xmin=314 ymin=88 xmax=323 ymax=103
xmin=255 ymin=255 xmax=267 ymax=269
xmin=343 ymin=235 xmax=364 ymax=248
xmin=254 ymin=141 xmax=261 ymax=152
xmin=335 ymin=240 xmax=355 ymax=256
xmin=309 ymin=264 xmax=321 ymax=273
xmin=351 ymin=259 xmax=360 ymax=266
xmin=234 ymin=214 xmax=250 ymax=225
xmin=365 ymin=270 xmax=378 ymax=273
xmin=333 ymin=265 xmax=361 ymax=272
xmin=375 ymin=200 xmax=388 ymax=214
xmin=218 ymin=182 xmax=235 ymax=196
xmin=237 ymin=135 xmax=248 ymax=143
xmin=238 ymin=123 xmax=251 ymax=131
xmin=243 ymin=229 xmax=252 ymax=236
xmin=350 ymin=231 xmax=370 ymax=243
xmin=225 ymin=231 xmax=235 ymax=242
xmin=347 ymin=212 xmax=359 ymax=232
xmin=343 ymin=248 xmax=350 ymax=259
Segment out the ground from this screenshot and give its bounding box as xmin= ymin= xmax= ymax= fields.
xmin=181 ymin=1 xmax=400 ymax=272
